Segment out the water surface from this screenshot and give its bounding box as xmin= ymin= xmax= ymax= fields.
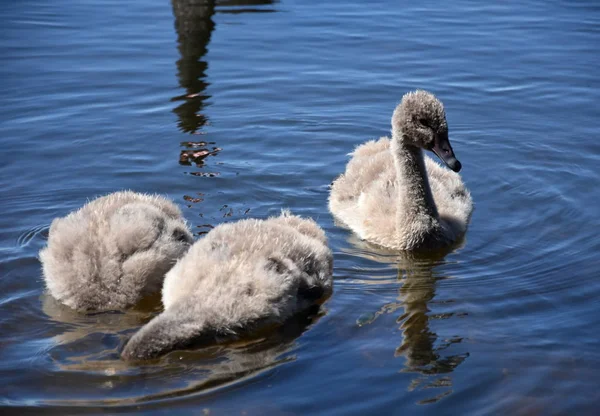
xmin=1 ymin=0 xmax=599 ymax=414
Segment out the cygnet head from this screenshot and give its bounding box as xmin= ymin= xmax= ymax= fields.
xmin=391 ymin=90 xmax=462 ymax=172
xmin=110 ymin=203 xmax=194 ymax=289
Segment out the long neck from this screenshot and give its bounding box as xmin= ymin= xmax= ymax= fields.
xmin=391 ymin=132 xmax=439 ymax=227
xmin=121 ymin=310 xmax=211 ymax=360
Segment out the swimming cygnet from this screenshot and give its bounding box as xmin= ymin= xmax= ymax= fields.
xmin=329 ymin=90 xmax=473 ymax=250
xmin=121 ymin=211 xmax=333 ymax=361
xmin=39 ymin=191 xmax=193 ymax=312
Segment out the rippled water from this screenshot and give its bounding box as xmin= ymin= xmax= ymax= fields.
xmin=2 ymin=0 xmax=600 ymax=414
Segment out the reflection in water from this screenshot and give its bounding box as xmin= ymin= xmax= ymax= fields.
xmin=171 ymin=0 xmax=215 ymax=135
xmin=170 ymin=0 xmax=277 ymax=134
xmin=347 ymin=236 xmax=468 ymax=404
xmin=41 ymin=303 xmax=324 ymax=406
xmin=171 ymin=0 xmax=277 ymax=229
xmin=138 ymin=306 xmax=325 ymax=403
xmin=41 ymin=292 xmax=160 ymax=371
xmin=217 ymin=0 xmax=278 ymax=14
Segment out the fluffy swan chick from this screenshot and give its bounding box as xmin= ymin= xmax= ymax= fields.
xmin=121 ymin=211 xmax=333 ymax=361
xmin=329 ymin=90 xmax=473 ymax=250
xmin=39 ymin=191 xmax=193 ymax=312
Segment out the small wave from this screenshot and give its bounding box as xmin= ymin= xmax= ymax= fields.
xmin=16 ymin=224 xmax=49 ymax=248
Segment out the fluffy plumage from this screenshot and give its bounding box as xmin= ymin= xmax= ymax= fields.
xmin=329 ymin=90 xmax=473 ymax=250
xmin=39 ymin=191 xmax=193 ymax=312
xmin=121 ymin=211 xmax=333 ymax=361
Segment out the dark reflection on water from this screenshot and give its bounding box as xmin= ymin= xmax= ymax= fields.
xmin=170 ymin=0 xmax=277 ymax=133
xmin=217 ymin=0 xmax=278 ymax=14
xmin=171 ymin=0 xmax=214 ymax=135
xmin=348 ymin=238 xmax=469 ymax=404
xmin=170 ymin=0 xmax=276 ymax=228
xmin=38 ymin=305 xmax=324 ymax=409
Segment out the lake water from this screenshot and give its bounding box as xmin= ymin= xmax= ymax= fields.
xmin=1 ymin=0 xmax=599 ymax=414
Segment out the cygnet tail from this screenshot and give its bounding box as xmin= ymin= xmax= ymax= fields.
xmin=121 ymin=311 xmax=210 ymax=361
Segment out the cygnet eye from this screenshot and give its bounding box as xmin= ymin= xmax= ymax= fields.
xmin=418 ymin=118 xmax=431 ymax=129
xmin=172 ymin=229 xmax=190 ymax=244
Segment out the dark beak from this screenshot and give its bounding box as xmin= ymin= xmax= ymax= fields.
xmin=430 ymin=132 xmax=462 ymax=172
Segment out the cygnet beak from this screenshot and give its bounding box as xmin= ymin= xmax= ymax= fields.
xmin=430 ymin=133 xmax=462 ymax=172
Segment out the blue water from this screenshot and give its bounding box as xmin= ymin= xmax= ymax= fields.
xmin=1 ymin=0 xmax=600 ymax=414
